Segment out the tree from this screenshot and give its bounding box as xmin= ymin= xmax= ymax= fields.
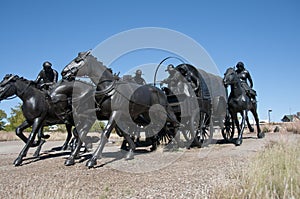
xmin=90 ymin=121 xmax=105 ymax=132
xmin=0 ymin=109 xmax=7 ymax=130
xmin=6 ymin=103 xmax=27 ymax=132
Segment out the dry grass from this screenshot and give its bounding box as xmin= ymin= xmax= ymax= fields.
xmin=283 ymin=121 xmax=300 ymax=134
xmin=213 ymin=138 xmax=300 ymax=199
xmin=0 ymin=131 xmax=68 ymax=142
xmin=254 ymin=121 xmax=300 ymax=134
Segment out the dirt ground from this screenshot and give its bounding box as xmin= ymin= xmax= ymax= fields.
xmin=0 ymin=130 xmax=299 ymax=199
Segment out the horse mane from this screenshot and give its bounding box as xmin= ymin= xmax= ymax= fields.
xmin=72 ymin=79 xmax=96 ymax=88
xmin=18 ymin=76 xmax=38 ymax=87
xmin=88 ymin=54 xmax=107 ymax=69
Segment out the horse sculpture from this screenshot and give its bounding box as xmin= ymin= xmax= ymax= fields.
xmin=223 ymin=67 xmax=264 ymax=145
xmin=61 ymin=51 xmax=179 ymax=168
xmin=0 ymin=74 xmax=95 ymax=166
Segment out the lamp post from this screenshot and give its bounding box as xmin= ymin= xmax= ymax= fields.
xmin=268 ymin=109 xmax=272 ymax=123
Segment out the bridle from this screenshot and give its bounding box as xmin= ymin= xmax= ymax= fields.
xmin=0 ymin=75 xmax=32 ymax=101
xmin=63 ymin=51 xmax=92 ymax=79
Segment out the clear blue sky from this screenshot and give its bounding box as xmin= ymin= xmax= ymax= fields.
xmin=0 ymin=0 xmax=299 ymax=122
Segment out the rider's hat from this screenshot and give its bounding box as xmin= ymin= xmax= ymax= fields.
xmin=165 ymin=64 xmax=174 ymax=71
xmin=236 ymin=62 xmax=245 ymax=70
xmin=135 ymin=69 xmax=142 ymax=75
xmin=43 ymin=61 xmax=52 ymax=68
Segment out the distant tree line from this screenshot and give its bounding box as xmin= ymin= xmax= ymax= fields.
xmin=0 ymin=103 xmax=26 ymax=131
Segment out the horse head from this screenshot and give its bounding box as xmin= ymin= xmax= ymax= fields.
xmin=61 ymin=50 xmax=113 ymax=86
xmin=0 ymin=74 xmax=19 ymax=101
xmin=61 ymin=50 xmax=92 ymax=79
xmin=223 ymin=67 xmax=239 ymax=87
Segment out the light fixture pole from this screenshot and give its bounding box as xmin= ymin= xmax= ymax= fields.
xmin=268 ymin=109 xmax=272 ymax=123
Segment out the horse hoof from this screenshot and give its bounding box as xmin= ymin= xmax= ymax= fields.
xmin=31 ymin=141 xmax=40 ymax=147
xmin=257 ymin=132 xmax=265 ymax=139
xmin=14 ymin=158 xmax=22 ymax=166
xmin=61 ymin=145 xmax=68 ymax=151
xmin=33 ymin=151 xmax=40 ymax=158
xmin=64 ymin=158 xmax=75 ymax=166
xmin=125 ymin=153 xmax=134 ymax=160
xmin=249 ymin=128 xmax=254 ymax=133
xmin=235 ymin=139 xmax=242 ymax=146
xmin=86 ymin=159 xmax=97 ymax=169
xmin=150 ymin=146 xmax=157 ymax=151
xmin=43 ymin=134 xmax=50 ymax=139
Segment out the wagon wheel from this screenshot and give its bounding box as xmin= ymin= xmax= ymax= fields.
xmin=157 ymin=124 xmax=175 ymax=145
xmin=221 ymin=113 xmax=234 ymax=142
xmin=192 ymin=111 xmax=213 ymax=147
xmin=180 ymin=117 xmax=197 ymax=148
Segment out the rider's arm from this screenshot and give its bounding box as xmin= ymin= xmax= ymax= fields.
xmin=35 ymin=71 xmax=43 ymax=84
xmin=246 ymin=71 xmax=253 ymax=88
xmin=142 ymin=78 xmax=146 ymax=85
xmin=53 ymin=70 xmax=58 ymax=83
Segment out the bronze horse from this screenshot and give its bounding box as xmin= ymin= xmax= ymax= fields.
xmin=0 ymin=74 xmax=95 ymax=166
xmin=62 ymin=51 xmax=179 ymax=168
xmin=223 ymin=67 xmax=264 ymax=145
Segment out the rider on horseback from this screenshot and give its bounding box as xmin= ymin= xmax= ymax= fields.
xmin=235 ymin=62 xmax=257 ymax=102
xmin=132 ymin=69 xmax=146 ymax=85
xmin=35 ymin=61 xmax=58 ymax=90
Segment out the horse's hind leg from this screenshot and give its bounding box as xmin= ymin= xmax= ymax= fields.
xmin=117 ymin=126 xmax=135 ymax=160
xmin=33 ymin=127 xmax=47 ymax=157
xmin=246 ymin=116 xmax=254 ymax=132
xmin=61 ymin=124 xmax=72 ymax=150
xmin=65 ymin=121 xmax=93 ymax=166
xmin=251 ymin=109 xmax=264 ymax=138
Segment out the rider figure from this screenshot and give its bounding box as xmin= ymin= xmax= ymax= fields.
xmin=132 ymin=69 xmax=146 ymax=85
xmin=160 ymin=64 xmax=183 ymax=93
xmin=235 ymin=61 xmax=257 ymax=102
xmin=180 ymin=65 xmax=200 ymax=93
xmin=131 ymin=69 xmax=146 ymax=144
xmin=35 ymin=61 xmax=58 ymax=90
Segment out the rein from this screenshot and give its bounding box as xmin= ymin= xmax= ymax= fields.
xmin=94 ymin=80 xmax=116 ymax=96
xmin=113 ymin=83 xmax=153 ymax=109
xmin=0 ymin=78 xmax=33 ymax=101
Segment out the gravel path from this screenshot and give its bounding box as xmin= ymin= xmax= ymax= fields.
xmin=0 ymin=131 xmax=298 ymax=198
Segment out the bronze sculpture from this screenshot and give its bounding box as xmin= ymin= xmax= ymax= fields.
xmin=35 ymin=61 xmax=58 ymax=90
xmin=235 ymin=62 xmax=257 ymax=102
xmin=160 ymin=63 xmax=213 ymax=148
xmin=61 ymin=51 xmax=179 ymax=168
xmin=132 ymin=69 xmax=146 ymax=85
xmin=160 ymin=64 xmax=183 ymax=93
xmin=0 ymin=74 xmax=95 ymax=166
xmin=223 ymin=67 xmax=264 ymax=146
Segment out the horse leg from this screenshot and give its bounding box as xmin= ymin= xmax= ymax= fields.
xmin=38 ymin=126 xmax=50 ymax=139
xmin=231 ymin=113 xmax=240 ymax=145
xmin=86 ymin=111 xmax=117 ymax=168
xmin=236 ymin=111 xmax=246 ymax=146
xmin=64 ymin=122 xmax=92 ymax=166
xmin=116 ymin=126 xmax=135 ymax=160
xmin=246 ymin=116 xmax=254 ymax=132
xmin=61 ymin=124 xmax=72 ymax=150
xmin=33 ymin=127 xmax=47 ymax=157
xmin=251 ymin=109 xmax=264 ymax=138
xmin=14 ymin=117 xmax=43 ymax=166
xmin=15 ymin=120 xmax=32 ymax=144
